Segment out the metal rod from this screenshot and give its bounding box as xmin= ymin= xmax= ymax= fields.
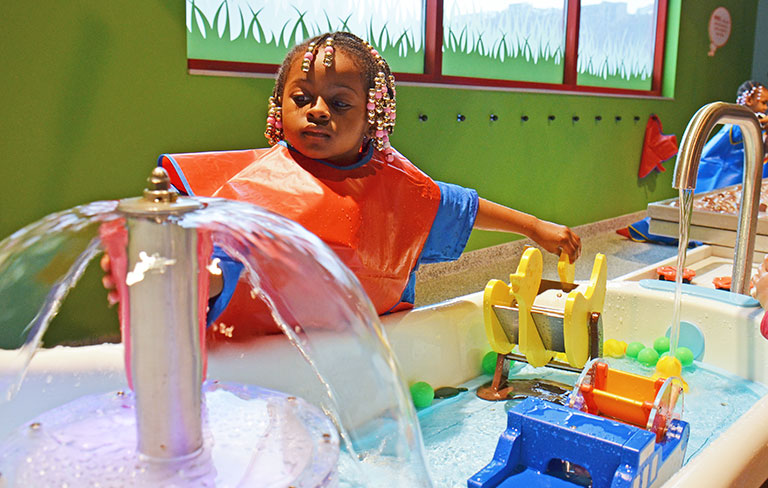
xmin=127 ymin=217 xmax=203 ymax=459
xmin=118 ymin=168 xmax=205 ymax=460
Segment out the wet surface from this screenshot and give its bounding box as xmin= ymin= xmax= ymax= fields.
xmin=478 ymin=378 xmax=572 ymax=405
xmin=434 ymin=386 xmax=468 ymax=399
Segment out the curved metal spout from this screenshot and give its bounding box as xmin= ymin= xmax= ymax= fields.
xmin=673 ymin=102 xmax=764 ymax=294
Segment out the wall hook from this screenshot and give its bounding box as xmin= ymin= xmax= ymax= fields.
xmin=615 ymin=115 xmax=622 ymax=122
xmin=418 ymin=114 xmax=428 ymax=122
xmin=457 ymin=114 xmax=466 ymax=122
xmin=521 ymin=115 xmax=529 ymax=122
xmin=595 ymin=115 xmax=602 ymax=122
xmin=633 ymin=115 xmax=641 ymax=122
xmin=490 ymin=114 xmax=499 ymax=122
xmin=548 ymin=115 xmax=556 ymax=122
xmin=572 ymin=115 xmax=580 ymax=123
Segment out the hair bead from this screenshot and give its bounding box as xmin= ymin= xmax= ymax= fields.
xmin=322 ymin=37 xmax=335 ymax=68
xmin=301 ymin=42 xmax=316 ymax=73
xmin=264 ymin=96 xmax=283 ymax=146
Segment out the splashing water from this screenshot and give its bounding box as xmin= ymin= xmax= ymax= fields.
xmin=0 ymin=197 xmax=433 ymax=486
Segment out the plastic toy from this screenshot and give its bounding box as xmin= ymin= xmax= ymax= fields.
xmin=637 ymin=347 xmax=660 ymax=367
xmin=656 ymin=266 xmax=695 ymax=283
xmin=674 ymin=347 xmax=695 ymax=367
xmin=603 ymin=339 xmax=627 ymax=358
xmin=410 ymin=381 xmax=435 ymax=408
xmin=478 ymin=248 xmax=606 ymax=400
xmin=569 ymin=360 xmax=683 ymax=442
xmin=468 ymin=396 xmax=690 ymax=488
xmin=626 ymin=341 xmax=645 ymax=358
xmin=653 ymin=336 xmax=670 ymax=354
xmin=653 ymin=356 xmax=690 ymax=392
xmin=469 ymin=359 xmax=687 ymax=487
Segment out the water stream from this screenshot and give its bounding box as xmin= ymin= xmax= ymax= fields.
xmin=0 ymin=197 xmax=433 ymax=487
xmin=669 ymin=188 xmax=695 ymax=357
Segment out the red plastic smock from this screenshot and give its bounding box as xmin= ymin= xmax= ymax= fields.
xmin=160 ymin=143 xmax=442 ymax=339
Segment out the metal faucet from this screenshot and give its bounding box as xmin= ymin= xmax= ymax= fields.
xmin=673 ymin=102 xmax=764 ymax=295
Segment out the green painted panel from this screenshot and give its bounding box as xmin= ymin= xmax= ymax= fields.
xmin=0 ymin=0 xmax=759 ymax=344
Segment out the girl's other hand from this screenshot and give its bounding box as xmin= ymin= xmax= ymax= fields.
xmin=100 ymin=253 xmax=120 ymax=307
xmin=751 ymin=255 xmax=768 ymax=308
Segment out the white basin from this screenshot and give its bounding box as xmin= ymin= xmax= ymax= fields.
xmin=2 ymin=277 xmax=767 ymax=487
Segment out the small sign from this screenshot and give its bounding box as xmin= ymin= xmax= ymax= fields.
xmin=708 ymin=7 xmax=732 ymax=56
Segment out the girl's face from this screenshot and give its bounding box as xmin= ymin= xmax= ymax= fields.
xmin=281 ymin=50 xmax=370 ymax=166
xmin=746 ymin=87 xmax=768 ymax=115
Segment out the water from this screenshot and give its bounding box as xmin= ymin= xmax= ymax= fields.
xmin=0 ymin=197 xmax=432 ymax=486
xmin=670 ymin=188 xmax=695 ymax=356
xmin=0 ymin=381 xmax=339 ymax=486
xmin=418 ymin=359 xmax=768 ymax=487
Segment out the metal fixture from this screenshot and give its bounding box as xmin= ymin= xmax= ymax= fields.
xmin=117 ymin=167 xmax=205 ymax=458
xmin=673 ymin=102 xmax=764 ymax=294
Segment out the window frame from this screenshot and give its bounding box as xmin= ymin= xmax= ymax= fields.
xmin=188 ymin=0 xmax=669 ymax=97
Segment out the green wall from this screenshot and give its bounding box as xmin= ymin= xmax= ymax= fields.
xmin=0 ymin=0 xmax=758 ymax=345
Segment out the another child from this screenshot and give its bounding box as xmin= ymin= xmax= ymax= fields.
xmin=695 ymin=80 xmax=768 ymax=192
xmin=108 ymin=32 xmax=581 ymax=340
xmin=623 ymin=80 xmax=768 ymax=243
xmin=751 ymin=255 xmax=768 ymax=340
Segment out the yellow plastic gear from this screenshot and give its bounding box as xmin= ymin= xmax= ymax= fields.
xmin=563 ymin=253 xmax=607 ymax=368
xmin=509 ymin=248 xmax=554 ymax=367
xmin=483 ymin=279 xmax=516 ymax=354
xmin=558 ymin=251 xmax=575 ymax=285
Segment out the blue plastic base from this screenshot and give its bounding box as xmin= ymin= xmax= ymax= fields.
xmin=639 ymin=279 xmax=759 ymax=307
xmin=468 ymin=397 xmax=690 ymax=488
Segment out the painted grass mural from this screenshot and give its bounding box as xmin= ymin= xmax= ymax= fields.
xmin=186 ymin=0 xmax=424 ymax=73
xmin=578 ymin=1 xmax=656 ymax=90
xmin=443 ymin=0 xmax=657 ymax=89
xmin=443 ymin=1 xmax=565 ymax=83
xmin=187 ymin=0 xmax=658 ymax=90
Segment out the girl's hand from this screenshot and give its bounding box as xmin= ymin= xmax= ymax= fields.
xmin=530 ymin=220 xmax=582 ymax=264
xmin=751 ymin=255 xmax=768 ymax=308
xmin=758 ymin=114 xmax=768 ymax=130
xmin=101 ymin=252 xmax=224 ymax=305
xmin=473 ymin=198 xmax=582 ymax=263
xmin=100 ymin=253 xmax=120 ymax=307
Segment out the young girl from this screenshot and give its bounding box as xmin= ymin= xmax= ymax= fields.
xmin=108 ymin=31 xmax=581 ymax=340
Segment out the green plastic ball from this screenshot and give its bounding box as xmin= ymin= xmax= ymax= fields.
xmin=674 ymin=346 xmax=695 ymax=367
xmin=410 ymin=381 xmax=435 ymax=409
xmin=482 ymin=351 xmax=498 ymax=376
xmin=626 ymin=342 xmax=645 ymax=359
xmin=637 ymin=347 xmax=660 ymax=367
xmin=653 ymin=336 xmax=670 ymax=355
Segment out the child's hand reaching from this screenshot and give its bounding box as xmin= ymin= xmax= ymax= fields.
xmin=100 ymin=253 xmax=223 ymax=307
xmin=473 ymin=197 xmax=582 ymax=263
xmin=751 ymin=255 xmax=768 ymax=308
xmin=529 ymin=220 xmax=582 ymax=264
xmin=100 ymin=254 xmax=120 ymax=307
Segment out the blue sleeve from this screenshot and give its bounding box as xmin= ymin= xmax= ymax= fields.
xmin=388 ymin=181 xmax=478 ymax=312
xmin=696 ymin=124 xmax=746 ymax=193
xmin=206 ymin=246 xmax=243 ymax=327
xmin=419 ymin=181 xmax=479 ymax=263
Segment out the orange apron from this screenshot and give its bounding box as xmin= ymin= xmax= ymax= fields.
xmin=160 ymin=143 xmax=441 ymax=340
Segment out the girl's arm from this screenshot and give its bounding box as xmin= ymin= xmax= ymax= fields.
xmin=473 ymin=197 xmax=582 ymax=263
